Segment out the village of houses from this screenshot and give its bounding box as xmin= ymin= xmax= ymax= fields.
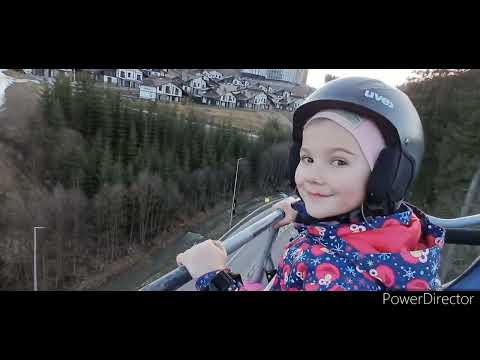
xmin=24 ymin=69 xmax=313 ymax=113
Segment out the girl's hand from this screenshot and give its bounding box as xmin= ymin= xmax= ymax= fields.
xmin=272 ymin=196 xmax=300 ymax=229
xmin=176 ymin=239 xmax=228 ymax=279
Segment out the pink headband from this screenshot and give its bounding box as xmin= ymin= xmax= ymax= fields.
xmin=304 ymin=109 xmax=386 ymax=170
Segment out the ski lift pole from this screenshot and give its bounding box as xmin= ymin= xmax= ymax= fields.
xmin=139 ymin=208 xmax=285 ymax=291
xmin=246 ymin=226 xmax=279 ymax=284
xmin=229 ymin=157 xmax=245 ymax=229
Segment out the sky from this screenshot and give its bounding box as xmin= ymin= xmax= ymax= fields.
xmin=306 ymin=69 xmax=419 ymax=88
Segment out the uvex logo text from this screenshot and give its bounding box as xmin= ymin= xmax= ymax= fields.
xmin=364 ymin=90 xmax=394 ymax=109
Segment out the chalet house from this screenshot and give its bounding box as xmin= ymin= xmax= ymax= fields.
xmin=116 ymin=69 xmax=143 ymax=88
xmin=140 ymin=77 xmax=183 ymax=102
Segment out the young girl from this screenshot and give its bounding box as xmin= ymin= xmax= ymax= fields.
xmin=176 ymin=76 xmax=445 ymax=291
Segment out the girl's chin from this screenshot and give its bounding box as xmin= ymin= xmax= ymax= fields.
xmin=307 ymin=210 xmax=338 ymax=220
xmin=304 ymin=204 xmax=338 ymax=219
xmin=304 ymin=201 xmax=358 ymax=220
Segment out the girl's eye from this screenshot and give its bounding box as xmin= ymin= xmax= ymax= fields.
xmin=331 ymin=159 xmax=347 ymax=167
xmin=301 ymin=156 xmax=313 ymax=164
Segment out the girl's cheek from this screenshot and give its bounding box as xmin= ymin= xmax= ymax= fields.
xmin=295 ymin=162 xmax=313 ymax=182
xmin=294 ymin=166 xmax=304 ymax=185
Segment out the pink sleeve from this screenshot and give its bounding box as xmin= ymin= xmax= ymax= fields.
xmin=240 ymin=281 xmax=266 ymax=291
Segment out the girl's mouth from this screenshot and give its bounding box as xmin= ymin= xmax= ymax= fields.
xmin=307 ymin=191 xmax=334 ymax=198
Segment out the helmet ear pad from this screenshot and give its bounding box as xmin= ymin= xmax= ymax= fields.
xmin=366 ymin=147 xmax=416 ymax=213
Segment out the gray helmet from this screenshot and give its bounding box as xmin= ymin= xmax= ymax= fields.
xmin=291 ymin=76 xmax=424 ymax=213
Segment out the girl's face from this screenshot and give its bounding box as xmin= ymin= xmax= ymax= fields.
xmin=295 ymin=119 xmax=371 ymax=219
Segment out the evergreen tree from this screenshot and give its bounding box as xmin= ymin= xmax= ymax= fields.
xmin=111 ymin=160 xmax=124 ymax=185
xmin=52 ymin=75 xmax=73 ymax=124
xmin=100 ymin=144 xmax=114 ymax=185
xmin=126 ymin=119 xmax=138 ymax=165
xmin=102 ymin=95 xmax=114 ymax=150
xmin=81 ymin=136 xmax=102 ymax=198
xmin=48 ymin=98 xmax=66 ymax=131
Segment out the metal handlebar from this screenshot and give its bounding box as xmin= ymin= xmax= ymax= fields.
xmin=140 ymin=204 xmax=480 ymax=291
xmin=428 ymin=213 xmax=480 ymax=229
xmin=139 ymin=209 xmax=285 ymax=291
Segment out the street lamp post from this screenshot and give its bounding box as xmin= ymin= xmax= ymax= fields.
xmin=229 ymin=157 xmax=245 ymax=229
xmin=33 ymin=227 xmax=46 ymax=291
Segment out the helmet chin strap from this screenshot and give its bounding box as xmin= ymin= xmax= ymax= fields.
xmin=364 ymin=196 xmax=402 ymax=216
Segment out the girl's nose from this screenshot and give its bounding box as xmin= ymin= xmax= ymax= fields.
xmin=307 ymin=174 xmax=326 ymax=185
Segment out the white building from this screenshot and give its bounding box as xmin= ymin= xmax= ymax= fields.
xmin=158 ymin=81 xmax=182 ymax=102
xmin=241 ymin=69 xmax=267 ymax=79
xmin=258 ymin=84 xmax=268 ymax=92
xmin=232 ymin=78 xmax=249 ymax=88
xmin=241 ymin=69 xmax=309 ymax=85
xmin=143 ymin=69 xmax=168 ymax=78
xmin=253 ymin=92 xmax=268 ymax=107
xmin=268 ymin=94 xmax=282 ymax=110
xmin=116 ymin=69 xmax=143 ymax=88
xmin=220 ymin=92 xmax=236 ymax=108
xmin=101 ymin=69 xmax=119 ymax=85
xmin=31 ymin=69 xmax=73 ymax=80
xmin=201 ymin=89 xmax=221 ymax=106
xmin=139 ymin=85 xmax=157 ymax=100
xmin=217 ymin=81 xmax=239 ymax=94
xmin=279 ymin=95 xmax=305 ymax=112
xmin=140 ymin=78 xmax=183 ymax=102
xmin=202 ymin=70 xmax=224 ymax=80
xmin=236 ymin=90 xmax=270 ymax=110
xmin=182 ymin=76 xmax=208 ymax=96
